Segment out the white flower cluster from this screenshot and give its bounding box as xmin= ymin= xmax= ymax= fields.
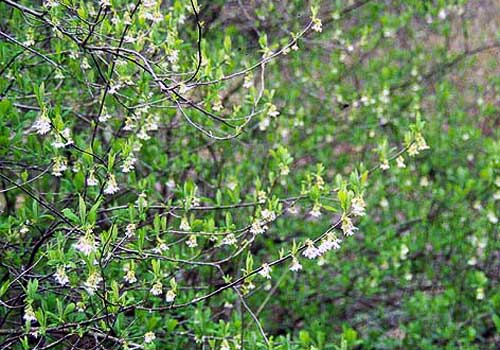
xmin=104 ymin=174 xmax=119 ymax=195
xmin=144 ymin=331 xmax=156 ymax=344
xmin=51 ymin=156 xmax=67 ymax=177
xmin=54 ymin=266 xmax=69 ymax=286
xmin=121 ymin=154 xmax=137 ymax=173
xmin=179 ymin=216 xmax=191 ymax=231
xmin=150 ymin=281 xmax=163 ymax=296
xmin=52 ymin=128 xmax=73 ymax=149
xmin=222 ymin=233 xmax=237 ymax=246
xmin=302 ymin=232 xmax=342 ymax=260
xmin=289 ymin=257 xmax=303 ymax=272
xmin=87 ymin=169 xmax=99 ymax=186
xmin=83 ymin=272 xmax=103 ymax=295
xmin=74 ymin=233 xmax=98 ymax=256
xmin=186 ymin=235 xmax=198 ymax=248
xmin=32 ymin=113 xmax=51 ymax=135
xmin=408 ymin=133 xmax=430 ymax=157
xmin=250 ymin=209 xmax=276 ymax=235
xmin=23 ymin=304 xmax=37 ymax=323
xmin=258 ymin=263 xmax=272 ymax=279
xmin=351 ymin=196 xmax=366 ymax=217
xmin=341 ymin=215 xmax=358 ymax=236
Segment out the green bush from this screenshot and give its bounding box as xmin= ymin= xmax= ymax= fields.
xmin=0 ymin=0 xmax=498 ymax=349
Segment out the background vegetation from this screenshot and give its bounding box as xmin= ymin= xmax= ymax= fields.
xmin=0 ymin=0 xmax=499 ymax=349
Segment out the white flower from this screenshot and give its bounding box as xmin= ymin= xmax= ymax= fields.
xmin=312 ymin=18 xmax=322 ymax=32
xmin=438 ymin=8 xmax=447 ymax=20
xmin=152 ymin=241 xmax=169 ymax=254
xmin=289 ymin=257 xmax=302 ymax=272
xmin=87 ymin=170 xmax=99 ymax=186
xmin=125 ymin=223 xmax=136 ymax=237
xmin=476 ymin=287 xmax=485 ymax=300
xmin=150 ymin=281 xmax=163 ymax=296
xmin=318 ymin=234 xmax=342 ymax=254
xmin=280 ymin=164 xmax=290 ymax=176
xmin=260 ymin=209 xmax=276 ymax=222
xmin=220 ymin=339 xmax=231 ymax=350
xmin=243 ymin=74 xmax=253 ymax=88
xmin=104 ymin=174 xmax=119 ymax=195
xmin=380 ymin=159 xmax=390 ymax=170
xmin=396 ymin=156 xmax=406 ymax=168
xmin=167 ymin=50 xmax=179 ymax=64
xmin=44 ymin=0 xmax=59 ymax=8
xmin=166 ymin=178 xmax=176 ymax=189
xmin=473 ymin=200 xmax=483 ymax=211
xmin=341 ymin=216 xmax=358 ymax=236
xmin=51 ymin=156 xmax=67 ymax=177
xmin=23 ymin=305 xmax=37 ymax=323
xmin=408 ymin=143 xmax=419 ymax=157
xmin=493 ymin=191 xmax=500 ymax=201
xmin=487 ymin=211 xmax=498 ymax=224
xmin=180 ymin=217 xmax=191 ymax=231
xmin=74 ymin=234 xmax=98 ymax=256
xmin=81 ymin=57 xmax=91 ymax=70
xmin=259 ymin=117 xmax=270 ymax=131
xmin=136 ymin=192 xmax=148 ymax=208
xmin=415 ymin=133 xmax=429 ymax=151
xmin=250 ymin=220 xmax=267 ymax=235
xmin=20 ymin=225 xmax=30 ymax=234
xmin=123 ymin=117 xmax=136 ymax=131
xmin=309 ymin=204 xmax=322 ymax=218
xmin=351 ymin=196 xmax=366 ymax=217
xmin=55 ymin=266 xmax=69 ymax=286
xmin=267 ymin=104 xmax=280 ymax=118
xmin=400 ymin=244 xmax=409 ymax=260
xmin=259 ymin=263 xmax=272 ymax=279
xmin=467 ymin=257 xmax=477 ymax=266
xmin=144 ymin=331 xmax=156 ymax=344
xmin=137 ymin=127 xmax=150 ymax=141
xmin=165 ymin=289 xmax=176 ymax=302
xmin=191 ymin=196 xmax=200 ymax=207
xmin=60 ymin=128 xmax=73 ymax=145
xmin=420 ymin=176 xmax=429 ymax=187
xmin=186 ymin=235 xmax=198 ymax=248
xmin=121 ymin=155 xmax=137 ymax=173
xmin=124 ymin=269 xmax=137 ymax=284
xmin=108 ymin=83 xmax=121 ymax=95
xmin=222 ymin=233 xmax=237 ymax=245
xmin=257 ymin=190 xmax=267 ymax=204
xmin=98 ymin=112 xmax=112 ymax=123
xmin=302 ymin=240 xmax=320 ymax=259
xmin=83 ymin=272 xmax=102 ymax=295
xmin=212 ymin=98 xmax=223 ymax=112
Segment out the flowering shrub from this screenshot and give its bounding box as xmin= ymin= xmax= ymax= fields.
xmin=1 ymin=0 xmax=499 ymax=349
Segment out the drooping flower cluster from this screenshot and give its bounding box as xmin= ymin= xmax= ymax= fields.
xmin=83 ymin=272 xmax=103 ymax=295
xmin=32 ymin=113 xmax=51 ymax=135
xmin=52 ymin=156 xmax=68 ymax=177
xmin=351 ymin=196 xmax=366 ymax=217
xmin=23 ymin=304 xmax=37 ymax=323
xmin=74 ymin=232 xmax=98 ymax=256
xmin=165 ymin=289 xmax=176 ymax=303
xmin=302 ymin=239 xmax=321 ymax=259
xmin=341 ymin=215 xmax=358 ymax=236
xmin=258 ymin=263 xmax=272 ymax=279
xmin=104 ymin=174 xmax=119 ymax=195
xmin=150 ymin=281 xmax=163 ymax=296
xmin=54 ymin=266 xmax=69 ymax=286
